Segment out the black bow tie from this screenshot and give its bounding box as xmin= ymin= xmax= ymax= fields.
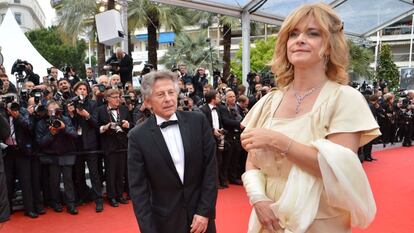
xmin=109 ymin=108 xmax=118 ymax=111
xmin=159 ymin=120 xmax=178 ymax=129
xmin=212 ymin=107 xmax=217 ymax=110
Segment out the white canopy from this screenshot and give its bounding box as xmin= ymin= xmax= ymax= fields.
xmin=0 ymin=9 xmax=62 ymax=84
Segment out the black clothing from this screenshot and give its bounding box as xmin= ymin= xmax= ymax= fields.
xmin=128 ymin=111 xmax=217 ymax=233
xmin=105 ymin=53 xmax=133 ymax=84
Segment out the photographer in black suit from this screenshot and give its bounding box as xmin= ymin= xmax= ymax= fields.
xmin=128 ymin=71 xmax=217 ymax=233
xmin=105 ymin=47 xmax=133 ymax=85
xmin=35 ymin=101 xmax=78 ymax=215
xmin=67 ymin=82 xmax=103 ymax=212
xmin=0 ymin=114 xmax=10 ymax=223
xmin=94 ymin=88 xmax=131 ymax=207
xmin=2 ymin=97 xmax=38 ymax=218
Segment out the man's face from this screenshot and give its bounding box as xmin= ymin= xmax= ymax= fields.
xmin=198 ymin=68 xmax=205 ymax=76
xmin=110 ymin=76 xmax=120 ymax=86
xmin=107 ymin=93 xmax=120 ymax=107
xmin=58 ymin=80 xmax=70 ymax=92
xmin=212 ymin=93 xmax=220 ymax=105
xmin=24 ymin=82 xmax=35 ymax=90
xmin=255 ymin=84 xmax=262 ymax=92
xmin=47 ymin=103 xmax=60 ymax=117
xmin=239 ymin=99 xmax=249 ymax=109
xmin=226 ymin=91 xmax=236 ymax=106
xmin=186 ymin=84 xmax=194 ymax=93
xmin=75 ymin=85 xmax=88 ymax=97
xmin=179 ymin=66 xmax=187 ymax=75
xmin=1 ymin=77 xmax=9 ymax=89
xmin=50 ymin=68 xmax=58 ymax=78
xmin=145 ymin=79 xmax=178 ymax=120
xmin=99 ymin=77 xmax=109 ymax=87
xmin=116 ymin=51 xmax=123 ymax=59
xmin=86 ymin=69 xmax=93 ymax=78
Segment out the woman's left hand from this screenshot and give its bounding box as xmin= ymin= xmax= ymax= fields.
xmin=241 ymin=128 xmax=286 ymax=152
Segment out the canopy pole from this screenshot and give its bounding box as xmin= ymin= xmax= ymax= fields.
xmin=409 ymin=14 xmax=414 ymax=68
xmin=242 ymin=10 xmax=250 ymax=87
xmin=374 ymin=30 xmax=380 ymax=72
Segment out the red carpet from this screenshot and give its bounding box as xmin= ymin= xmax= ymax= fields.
xmin=1 ymin=147 xmax=413 ymax=233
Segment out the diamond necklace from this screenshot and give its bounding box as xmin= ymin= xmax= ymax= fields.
xmin=292 ymin=85 xmax=317 ymax=114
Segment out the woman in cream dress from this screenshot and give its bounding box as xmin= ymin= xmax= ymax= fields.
xmin=240 ymin=3 xmax=380 ymax=233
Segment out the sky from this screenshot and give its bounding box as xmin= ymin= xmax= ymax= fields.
xmin=38 ymin=0 xmax=56 ymax=27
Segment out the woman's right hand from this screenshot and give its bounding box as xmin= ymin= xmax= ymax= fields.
xmin=253 ymin=200 xmax=280 ymax=232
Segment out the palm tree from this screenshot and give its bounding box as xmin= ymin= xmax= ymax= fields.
xmin=159 ymin=32 xmax=222 ymax=72
xmin=128 ymin=0 xmax=187 ymax=70
xmin=56 ymin=0 xmax=115 ymax=75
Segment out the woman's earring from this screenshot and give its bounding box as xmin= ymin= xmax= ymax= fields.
xmin=324 ymin=55 xmax=330 ymax=70
xmin=286 ymin=62 xmax=292 ymax=70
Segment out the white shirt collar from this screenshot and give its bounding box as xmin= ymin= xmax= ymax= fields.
xmin=208 ymin=104 xmax=216 ymax=110
xmin=155 ymin=113 xmax=178 ymax=126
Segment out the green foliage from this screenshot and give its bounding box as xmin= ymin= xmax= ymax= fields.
xmin=231 ymin=37 xmax=276 ymax=81
xmin=377 ymin=44 xmax=400 ymax=91
xmin=347 ymin=40 xmax=374 ymax=80
xmin=159 ymin=32 xmax=222 ymax=73
xmin=26 ymin=27 xmax=87 ymax=75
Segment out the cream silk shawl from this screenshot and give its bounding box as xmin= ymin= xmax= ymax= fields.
xmin=242 ymin=81 xmax=380 ymax=233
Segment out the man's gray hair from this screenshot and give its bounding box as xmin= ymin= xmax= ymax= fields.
xmin=141 ymin=71 xmax=180 ymax=100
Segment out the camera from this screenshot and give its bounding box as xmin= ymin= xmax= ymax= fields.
xmin=109 ymin=122 xmax=123 ymax=133
xmin=116 ymin=82 xmax=123 ymax=90
xmin=97 ymin=84 xmax=106 ymax=93
xmin=34 ymin=91 xmax=42 ymax=105
xmin=11 ymin=59 xmax=28 ymax=74
xmin=20 ymin=88 xmax=31 ymax=102
xmin=69 ymin=95 xmax=86 ymax=110
xmin=48 ymin=109 xmax=63 ymax=129
xmin=0 ymin=94 xmax=19 ymax=111
xmin=217 ymin=129 xmax=228 ymax=151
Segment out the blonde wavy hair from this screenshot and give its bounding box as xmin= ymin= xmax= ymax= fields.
xmin=271 ymin=3 xmax=349 ymax=88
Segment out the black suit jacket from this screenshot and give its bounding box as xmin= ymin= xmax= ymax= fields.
xmin=69 ymin=99 xmax=99 ymax=151
xmin=200 ymin=104 xmax=222 ymax=130
xmin=94 ymin=104 xmax=131 ymax=155
xmin=105 ymin=53 xmax=133 ymax=84
xmin=127 ymin=111 xmax=217 ymax=233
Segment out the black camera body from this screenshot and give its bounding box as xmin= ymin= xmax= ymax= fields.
xmin=69 ymin=95 xmax=86 ymax=110
xmin=97 ymin=84 xmax=106 ymax=93
xmin=48 ymin=109 xmax=63 ymax=129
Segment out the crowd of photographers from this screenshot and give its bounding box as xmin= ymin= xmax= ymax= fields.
xmin=0 ymin=52 xmax=411 ymax=223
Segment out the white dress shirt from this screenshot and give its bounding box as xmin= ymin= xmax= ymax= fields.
xmin=156 ymin=113 xmax=185 ymax=183
xmin=209 ymin=104 xmax=220 ymax=130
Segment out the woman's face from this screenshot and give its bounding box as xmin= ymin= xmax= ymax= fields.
xmin=287 ymin=16 xmax=326 ymax=69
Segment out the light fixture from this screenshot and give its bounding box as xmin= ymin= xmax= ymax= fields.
xmin=115 ymin=4 xmax=121 ymax=10
xmin=99 ymin=5 xmax=106 ymax=12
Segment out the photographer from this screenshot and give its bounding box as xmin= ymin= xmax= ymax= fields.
xmin=54 ymin=78 xmax=74 ymax=104
xmin=200 ymin=90 xmax=227 ymax=188
xmin=179 ymin=64 xmax=192 ymax=85
xmin=0 ymin=114 xmax=10 ymax=223
xmin=67 ymin=82 xmax=103 ymax=212
xmin=24 ymin=63 xmax=40 ymax=85
xmin=35 ymin=101 xmax=78 ymax=215
xmin=84 ymin=67 xmax=97 ymax=91
xmin=110 ymin=74 xmax=123 ymax=90
xmin=104 ymin=47 xmax=133 ymax=85
xmin=192 ymin=67 xmax=209 ymax=98
xmin=220 ymin=91 xmax=245 ymax=186
xmin=92 ymin=75 xmax=110 ymax=107
xmin=93 ymin=89 xmax=132 ymax=207
xmin=2 ymin=97 xmax=38 ymax=218
xmin=0 ymin=74 xmax=17 ymax=94
xmin=63 ymin=66 xmax=80 ymax=87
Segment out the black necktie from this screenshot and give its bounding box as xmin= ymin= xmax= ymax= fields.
xmin=159 ymin=120 xmax=178 ymax=129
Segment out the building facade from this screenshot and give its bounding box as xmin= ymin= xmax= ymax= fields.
xmin=0 ymin=0 xmax=46 ymax=32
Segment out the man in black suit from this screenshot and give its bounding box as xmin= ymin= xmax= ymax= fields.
xmin=128 ymin=71 xmax=217 ymax=233
xmin=200 ymin=90 xmax=227 ymax=189
xmin=2 ymin=100 xmax=38 ymax=218
xmin=105 ymin=47 xmax=133 ymax=85
xmin=67 ymin=82 xmax=103 ymax=212
xmin=0 ymin=114 xmax=11 ymax=222
xmin=94 ymin=88 xmax=131 ymax=207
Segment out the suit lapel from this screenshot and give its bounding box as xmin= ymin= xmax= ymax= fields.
xmin=176 ymin=112 xmax=191 ymax=185
xmin=149 ymin=116 xmax=182 ymax=184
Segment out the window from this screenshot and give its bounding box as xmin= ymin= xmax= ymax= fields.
xmin=14 ymin=13 xmax=22 ymax=25
xmin=14 ymin=0 xmax=21 ymax=3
